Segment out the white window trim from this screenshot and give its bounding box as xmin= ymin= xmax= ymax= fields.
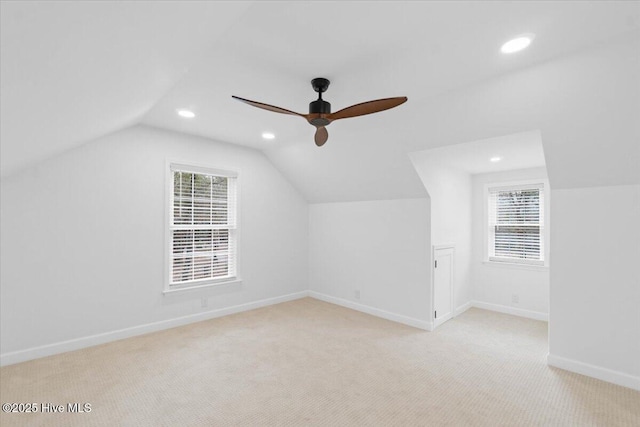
xmin=164 ymin=160 xmax=241 ymax=294
xmin=483 ymin=179 xmax=550 ymax=268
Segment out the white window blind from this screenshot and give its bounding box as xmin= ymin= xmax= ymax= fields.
xmin=488 ymin=184 xmax=544 ymax=265
xmin=169 ymin=165 xmax=237 ymax=288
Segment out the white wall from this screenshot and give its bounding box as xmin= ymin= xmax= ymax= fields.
xmin=549 ymin=184 xmax=640 ymax=388
xmin=309 ymin=199 xmax=431 ymax=327
xmin=471 ymin=168 xmax=550 ymax=318
xmin=0 ymin=125 xmax=309 ymax=361
xmin=409 ymin=155 xmax=473 ymax=312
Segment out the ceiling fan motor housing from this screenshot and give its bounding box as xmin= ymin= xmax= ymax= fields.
xmin=309 ymin=99 xmax=331 ymax=114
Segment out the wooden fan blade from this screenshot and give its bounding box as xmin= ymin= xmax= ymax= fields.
xmin=232 ymin=95 xmax=305 ymax=117
xmin=329 ymin=97 xmax=407 ymax=121
xmin=315 ymin=126 xmax=328 ymax=147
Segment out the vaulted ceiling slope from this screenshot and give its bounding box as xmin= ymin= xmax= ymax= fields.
xmin=0 ymin=1 xmax=251 ymax=176
xmin=2 ymin=2 xmax=639 ymax=202
xmin=266 ymin=36 xmax=639 ymax=202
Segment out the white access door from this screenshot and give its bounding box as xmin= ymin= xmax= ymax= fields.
xmin=434 ymin=247 xmax=454 ymax=328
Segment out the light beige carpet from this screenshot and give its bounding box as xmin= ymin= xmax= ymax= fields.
xmin=1 ymin=298 xmax=638 ymax=426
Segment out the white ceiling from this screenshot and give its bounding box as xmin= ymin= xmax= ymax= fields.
xmin=2 ymin=1 xmax=639 ymax=202
xmin=142 ymin=1 xmax=638 ymax=150
xmin=409 ymin=130 xmax=546 ymax=175
xmin=0 ymin=1 xmax=250 ymax=176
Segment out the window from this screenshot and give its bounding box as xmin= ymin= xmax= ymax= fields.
xmin=168 ymin=164 xmax=238 ymax=290
xmin=487 ymin=182 xmax=545 ymax=266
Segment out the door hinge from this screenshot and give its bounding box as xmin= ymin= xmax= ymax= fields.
xmin=435 ymin=260 xmax=438 ymax=268
xmin=434 ymin=310 xmax=437 ymax=318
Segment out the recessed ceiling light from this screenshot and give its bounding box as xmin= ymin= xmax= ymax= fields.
xmin=490 ymin=156 xmax=502 ymax=162
xmin=262 ymin=132 xmax=275 ymax=140
xmin=501 ymin=34 xmax=534 ymax=54
xmin=177 ymin=109 xmax=195 ymax=118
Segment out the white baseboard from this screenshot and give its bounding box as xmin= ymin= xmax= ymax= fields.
xmin=455 ymin=301 xmax=472 ymax=316
xmin=308 ymin=291 xmax=432 ymax=331
xmin=472 ymin=300 xmax=548 ymax=321
xmin=547 ymin=353 xmax=640 ymax=391
xmin=434 ymin=312 xmax=453 ymax=328
xmin=0 ymin=291 xmax=309 ymax=367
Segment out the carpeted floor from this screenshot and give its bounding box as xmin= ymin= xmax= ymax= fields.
xmin=1 ymin=297 xmax=638 ymax=426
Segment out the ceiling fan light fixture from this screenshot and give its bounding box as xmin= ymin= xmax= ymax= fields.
xmin=501 ymin=34 xmax=534 ymax=54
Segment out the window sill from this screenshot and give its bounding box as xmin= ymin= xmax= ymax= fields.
xmin=482 ymin=261 xmax=548 ymax=271
xmin=163 ymin=279 xmax=243 ymax=295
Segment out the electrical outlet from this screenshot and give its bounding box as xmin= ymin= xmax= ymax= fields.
xmin=201 ymin=297 xmax=208 ymax=308
xmin=354 ymin=290 xmax=361 ymax=300
xmin=512 ymin=294 xmax=519 ymax=304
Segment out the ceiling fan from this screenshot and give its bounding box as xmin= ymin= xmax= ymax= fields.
xmin=232 ymin=78 xmax=407 ymax=147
